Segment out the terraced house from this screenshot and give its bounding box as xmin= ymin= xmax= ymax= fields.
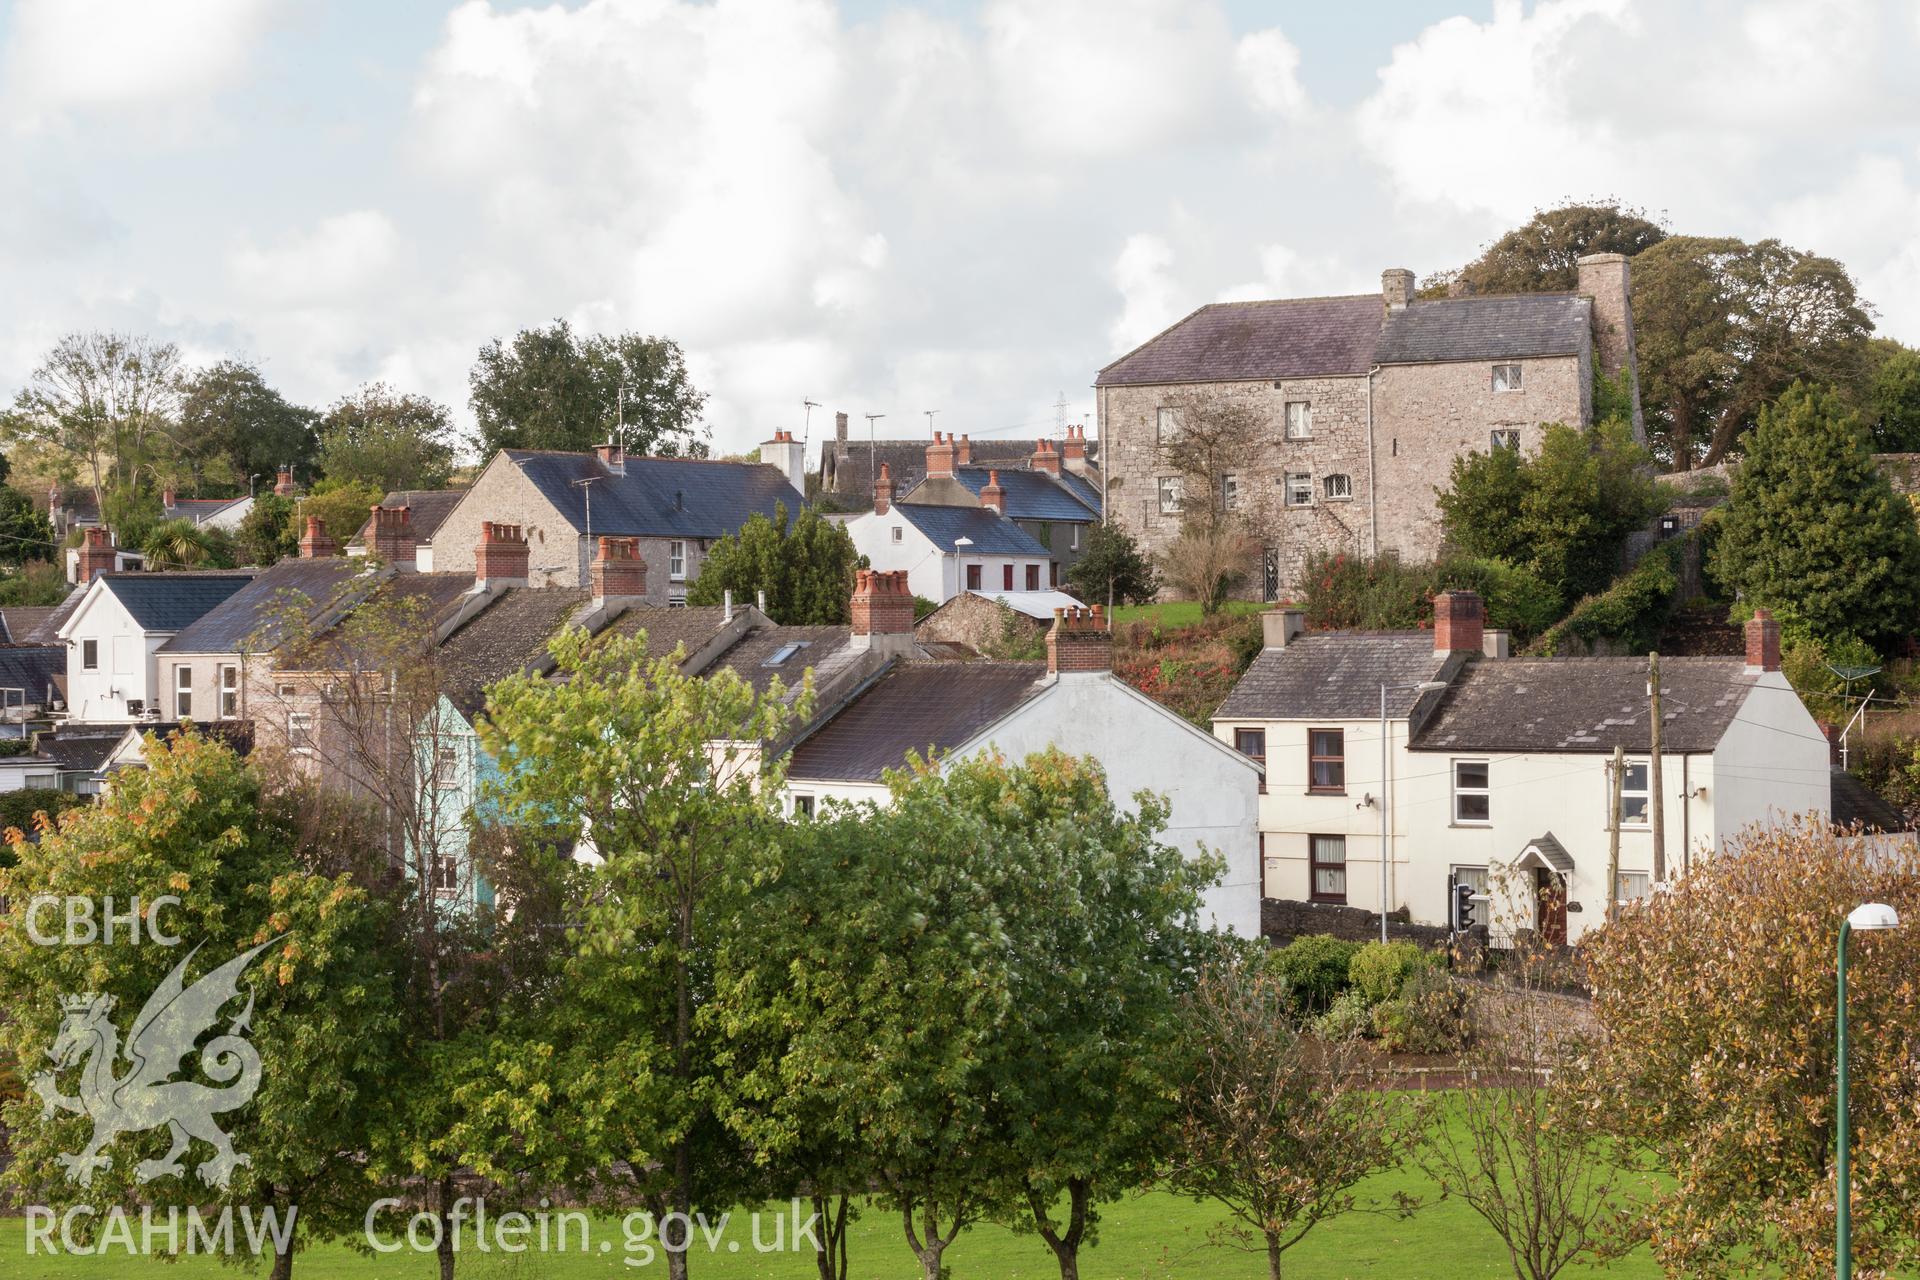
xmin=1095 ymin=254 xmax=1643 ymax=599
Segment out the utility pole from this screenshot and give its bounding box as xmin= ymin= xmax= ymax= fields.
xmin=1649 ymin=651 xmax=1666 ymax=884
xmin=1606 ymin=744 xmax=1625 ymax=925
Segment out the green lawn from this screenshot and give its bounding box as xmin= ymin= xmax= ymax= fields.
xmin=0 ymin=1168 xmax=1666 ymax=1279
xmin=1111 ymin=600 xmax=1266 ymax=628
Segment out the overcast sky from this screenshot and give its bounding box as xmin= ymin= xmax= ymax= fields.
xmin=2 ymin=0 xmax=1916 ymax=460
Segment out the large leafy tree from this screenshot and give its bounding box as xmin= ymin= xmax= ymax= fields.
xmin=237 ymin=492 xmax=299 ymax=567
xmin=315 ymin=383 xmax=457 ymax=492
xmin=1709 ymin=382 xmax=1920 ymax=648
xmin=0 ymin=332 xmax=183 ymax=511
xmin=469 ymin=320 xmax=707 ymax=459
xmin=476 ymin=628 xmax=807 ymax=1280
xmin=175 ymin=360 xmax=320 ymax=496
xmin=1865 ymin=341 xmax=1920 ymax=452
xmin=0 ymin=733 xmax=398 ymax=1280
xmin=686 ymin=502 xmax=862 ymax=623
xmin=1437 ymin=420 xmax=1664 ymax=602
xmin=1634 ymin=236 xmax=1873 ymax=466
xmin=1575 ymin=822 xmax=1920 ymax=1275
xmin=1434 ymin=202 xmax=1667 ymax=295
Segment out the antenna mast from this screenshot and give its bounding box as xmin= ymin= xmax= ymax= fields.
xmin=864 ymin=414 xmax=886 ymax=494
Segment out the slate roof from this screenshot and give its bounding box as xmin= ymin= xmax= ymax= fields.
xmin=1523 ymin=832 xmax=1575 ymax=873
xmin=1095 ymin=291 xmax=1592 ymax=385
xmin=0 ymin=646 xmax=65 ymax=700
xmin=1097 ymin=296 xmax=1383 ymax=386
xmin=1411 ymin=657 xmax=1755 ymax=754
xmin=0 ymin=607 xmax=56 ymax=645
xmin=437 ymin=588 xmax=593 ymax=717
xmin=896 ymin=504 xmax=1050 ymax=556
xmin=34 ymin=727 xmax=126 ymax=773
xmin=280 ymin=573 xmax=476 ymax=671
xmin=164 ymin=495 xmax=249 ymax=524
xmin=788 ymin=661 xmax=1048 ymax=782
xmin=161 ymin=558 xmax=373 ymax=654
xmin=1832 ymin=771 xmax=1911 ymax=833
xmin=504 ymin=451 xmax=800 ymax=539
xmin=18 ymin=589 xmax=83 ymax=644
xmin=596 ymin=605 xmax=734 ymax=660
xmin=1054 ymin=469 xmax=1103 ymax=512
xmin=820 ymin=439 xmax=1075 ymax=501
xmin=706 ymin=625 xmax=858 ymax=700
xmin=1215 ymin=633 xmax=1452 ymax=721
xmin=1374 ymin=294 xmax=1590 ymax=365
xmin=942 ymin=467 xmax=1098 ymax=522
xmin=91 ymin=573 xmax=256 ymax=633
xmin=351 ymin=490 xmax=466 ymax=545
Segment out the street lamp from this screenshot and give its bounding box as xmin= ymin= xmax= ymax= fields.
xmin=1837 ymin=901 xmax=1899 ymax=1280
xmin=1377 ymin=680 xmax=1448 ymax=944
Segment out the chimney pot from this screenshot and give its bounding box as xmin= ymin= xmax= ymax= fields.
xmin=273 ymin=466 xmax=297 ymax=497
xmin=368 ymin=504 xmax=418 ymax=571
xmin=591 ymin=534 xmax=648 ymax=603
xmin=77 ymin=526 xmax=118 ymax=583
xmin=925 ymin=432 xmax=957 ymax=480
xmin=980 ymin=469 xmax=1006 ymax=514
xmin=595 ymin=441 xmax=626 ymax=474
xmin=1047 ymin=599 xmax=1113 ymax=675
xmin=873 ymin=461 xmax=895 ymax=515
xmin=850 ymin=565 xmax=915 ymax=657
xmin=474 ymin=520 xmax=529 ymax=586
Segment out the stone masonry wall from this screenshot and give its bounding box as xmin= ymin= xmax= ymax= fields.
xmin=1370 ymin=351 xmax=1587 ymax=565
xmin=915 ymin=591 xmax=1045 ymax=655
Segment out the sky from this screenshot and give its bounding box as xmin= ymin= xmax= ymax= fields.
xmin=1 ymin=0 xmax=1917 ymax=462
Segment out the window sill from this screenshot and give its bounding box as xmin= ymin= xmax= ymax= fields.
xmin=1309 ymin=895 xmax=1348 ymax=907
xmin=1307 ymin=787 xmax=1347 ymax=797
xmin=1450 ymin=820 xmax=1493 ymax=828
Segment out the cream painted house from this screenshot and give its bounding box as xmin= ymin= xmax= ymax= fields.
xmin=845 ymin=462 xmax=1054 ymax=605
xmin=1212 ymin=593 xmax=1830 ymax=944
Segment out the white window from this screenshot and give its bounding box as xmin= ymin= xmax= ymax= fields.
xmin=276 ymin=683 xmax=296 ymax=698
xmin=791 ymin=793 xmax=815 ymax=818
xmin=1492 ymin=363 xmax=1523 ymax=392
xmin=1453 ymin=760 xmax=1490 ymax=823
xmin=1157 ymin=476 xmax=1184 ymax=515
xmin=25 ymin=772 xmax=56 ymax=789
xmin=1284 ymin=401 xmax=1312 ymax=440
xmin=1613 ymin=759 xmax=1650 ymax=828
xmin=81 ymin=639 xmax=98 ymax=671
xmin=1070 ymin=524 xmax=1081 ymax=550
xmin=1284 ymin=472 xmax=1313 ymax=508
xmin=1156 ymin=406 xmax=1179 ymax=440
xmin=668 ymin=592 xmax=687 ymax=608
xmin=1323 ymin=473 xmax=1353 ymax=501
xmin=218 ymin=665 xmax=239 ymax=719
xmin=1453 ymin=865 xmax=1489 ymax=927
xmin=1222 ymin=474 xmax=1239 ymax=511
xmin=1491 ymin=428 xmax=1521 ymax=451
xmin=432 ymin=854 xmax=459 ymax=895
xmin=174 ymin=666 xmax=192 ymax=719
xmin=1616 ymin=871 xmax=1650 ymax=904
xmin=668 ymin=541 xmax=686 ymax=581
xmin=288 ymin=712 xmax=313 ymax=753
xmin=434 ymin=745 xmax=459 ymax=789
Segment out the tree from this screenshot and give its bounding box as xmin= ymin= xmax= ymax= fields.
xmin=0 ymin=732 xmax=398 ymax=1280
xmin=0 ymin=486 xmax=55 ymax=568
xmin=1167 ymin=948 xmax=1423 ymax=1280
xmin=297 ymin=480 xmax=388 ymax=556
xmin=686 ymin=502 xmax=863 ymax=623
xmin=1065 ymin=521 xmax=1158 ymax=606
xmin=1575 ymin=821 xmax=1920 ymax=1275
xmin=469 ymin=320 xmax=708 ymax=458
xmin=1865 ymin=342 xmax=1920 ymax=452
xmin=1709 ymin=382 xmax=1920 ymax=648
xmin=315 ymin=383 xmax=456 ymax=492
xmin=0 ymin=560 xmax=71 ymax=607
xmin=1633 ymin=236 xmax=1873 ymax=466
xmin=0 ymin=332 xmax=183 ymax=512
xmin=1437 ymin=421 xmax=1663 ymax=602
xmin=1439 ymin=202 xmax=1667 ymax=295
xmin=1419 ymin=934 xmax=1631 ymax=1280
xmin=175 ymin=360 xmax=319 ymax=496
xmin=238 ymin=492 xmax=299 ymax=567
xmin=477 ymin=628 xmax=808 ymax=1280
xmin=141 ymin=517 xmax=216 ymax=569
xmin=1159 ymin=524 xmax=1257 ymax=615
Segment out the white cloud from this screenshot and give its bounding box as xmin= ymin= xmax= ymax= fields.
xmin=1 ymin=0 xmax=274 ymax=127
xmin=1108 ymin=233 xmax=1180 ymax=351
xmin=1235 ymin=28 xmax=1309 ymax=120
xmin=228 ymin=211 xmax=402 ymax=306
xmin=1772 ymin=153 xmax=1920 ymax=341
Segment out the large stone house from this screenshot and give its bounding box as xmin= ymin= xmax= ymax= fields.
xmin=1095 ymin=254 xmax=1643 ymax=598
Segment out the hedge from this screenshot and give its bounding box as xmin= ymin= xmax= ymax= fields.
xmin=1529 ymin=539 xmax=1682 ymax=657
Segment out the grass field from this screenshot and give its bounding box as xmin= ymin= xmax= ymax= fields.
xmin=0 ymin=1165 xmax=1667 ymax=1279
xmin=1110 ymin=600 xmax=1265 ymax=628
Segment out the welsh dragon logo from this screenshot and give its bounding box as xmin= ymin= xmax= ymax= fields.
xmin=30 ymin=937 xmax=280 ymax=1190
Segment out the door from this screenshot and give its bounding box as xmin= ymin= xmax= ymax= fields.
xmin=1534 ymin=867 xmax=1567 ymax=946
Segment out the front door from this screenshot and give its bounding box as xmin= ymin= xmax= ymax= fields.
xmin=1534 ymin=867 xmax=1567 ymax=946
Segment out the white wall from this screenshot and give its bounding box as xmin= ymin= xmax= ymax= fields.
xmin=848 ymin=509 xmax=1053 ymax=604
xmin=1710 ymin=670 xmax=1831 ymax=847
xmin=58 ymin=587 xmax=166 ymax=722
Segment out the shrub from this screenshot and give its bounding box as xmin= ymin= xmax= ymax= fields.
xmin=1298 ymin=551 xmax=1561 ymax=641
xmin=1348 ymin=940 xmax=1435 ymax=1008
xmin=1373 ymin=967 xmax=1470 ymax=1054
xmin=0 ymin=787 xmax=84 ymax=836
xmin=1267 ymin=934 xmax=1362 ymax=1017
xmin=1529 ymin=539 xmax=1682 ymax=656
xmin=1312 ymin=988 xmax=1373 ymax=1041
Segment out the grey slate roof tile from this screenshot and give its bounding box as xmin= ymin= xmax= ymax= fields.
xmin=505 ymin=451 xmax=799 ymax=540
xmin=161 ymin=558 xmax=373 ymax=654
xmin=1214 ymin=633 xmax=1451 ymax=721
xmin=940 ymin=467 xmax=1098 ymax=522
xmin=1374 ymin=294 xmax=1590 ymax=365
xmin=788 ymin=661 xmax=1048 ymax=782
xmin=0 ymin=645 xmax=63 ymax=698
xmin=1411 ymin=657 xmax=1754 ymax=754
xmin=96 ymin=573 xmax=255 ymax=632
xmin=1097 ymin=296 xmax=1383 ymax=386
xmin=352 ymin=490 xmax=466 ymax=545
xmin=896 ymin=504 xmax=1049 ymax=556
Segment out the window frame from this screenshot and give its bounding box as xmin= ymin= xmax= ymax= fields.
xmin=1453 ymin=759 xmax=1491 ymax=824
xmin=1002 ymin=563 xmax=1015 ymax=591
xmin=1157 ymin=475 xmax=1184 ymax=515
xmin=890 ymin=526 xmax=903 ymax=542
xmin=668 ymin=540 xmax=687 ymax=581
xmin=1323 ymin=473 xmax=1353 ymax=501
xmin=1616 ymin=870 xmax=1651 ymax=904
xmin=1309 ymin=834 xmax=1347 ymax=904
xmin=1156 ymin=406 xmax=1178 ymax=441
xmin=791 ymin=793 xmax=816 ymax=818
xmin=288 ymin=711 xmax=314 ymax=754
xmin=1452 ymin=865 xmax=1490 ymax=928
xmin=1284 ymin=400 xmax=1312 ymax=440
xmin=1308 ymin=728 xmax=1345 ymax=794
xmin=1613 ymin=758 xmax=1651 ymax=829
xmin=1234 ymin=727 xmax=1267 ymax=793
xmin=1492 ymin=363 xmax=1524 ymax=393
xmin=81 ymin=639 xmax=98 ymax=671
xmin=434 ymin=744 xmax=460 ymax=789
xmin=1284 ymin=472 xmax=1314 ymax=508
xmin=1490 ymin=428 xmax=1521 ymax=451
xmin=1025 ymin=564 xmax=1040 ymax=591
xmin=966 ymin=563 xmax=982 ymax=591
xmin=1222 ymin=473 xmax=1239 ymax=511
xmin=174 ymin=666 xmax=192 ymax=719
xmin=217 ymin=664 xmax=239 ymax=719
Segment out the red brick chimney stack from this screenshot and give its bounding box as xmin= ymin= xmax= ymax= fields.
xmin=77 ymin=527 xmax=117 ymax=583
xmin=299 ymin=516 xmax=337 ymax=559
xmin=591 ymin=535 xmax=648 ymax=602
xmin=1745 ymin=608 xmax=1781 ymax=672
xmin=850 ymin=568 xmax=916 ymax=656
xmin=980 ymin=469 xmax=1006 ymax=515
xmin=1031 ymin=439 xmax=1062 ymax=477
xmin=274 ymin=466 xmax=296 ymax=496
xmin=1061 ymin=425 xmax=1088 ymax=475
xmin=368 ymin=504 xmax=417 ymax=570
xmin=1047 ymin=605 xmax=1112 ymax=675
xmin=474 ymin=520 xmax=529 ymax=586
xmin=595 ymin=441 xmax=626 ymax=475
xmin=874 ymin=462 xmax=895 ymax=515
xmin=1433 ymin=590 xmax=1484 ymax=655
xmin=954 ymin=434 xmax=973 ymax=466
xmin=925 ymin=431 xmax=956 ymax=480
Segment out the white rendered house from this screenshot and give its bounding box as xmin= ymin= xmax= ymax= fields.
xmin=55 ymin=571 xmax=254 ymax=724
xmin=845 ymin=463 xmax=1054 ymax=604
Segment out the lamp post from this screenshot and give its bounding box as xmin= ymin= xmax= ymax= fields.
xmin=1838 ymin=901 xmax=1899 ymax=1280
xmin=1378 ymin=680 xmax=1448 ymax=944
